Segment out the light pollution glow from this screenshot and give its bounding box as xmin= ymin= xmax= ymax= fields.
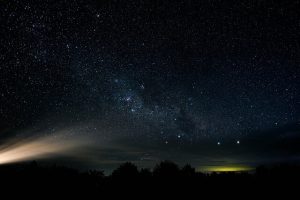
xmin=199 ymin=165 xmax=254 ymax=172
xmin=0 ymin=128 xmax=255 ymax=172
xmin=0 ymin=133 xmax=89 ymax=165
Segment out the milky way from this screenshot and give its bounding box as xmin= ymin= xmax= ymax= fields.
xmin=0 ymin=0 xmax=299 ymax=171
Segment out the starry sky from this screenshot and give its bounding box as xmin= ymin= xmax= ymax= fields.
xmin=0 ymin=0 xmax=299 ymax=171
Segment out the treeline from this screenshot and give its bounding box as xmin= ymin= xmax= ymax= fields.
xmin=0 ymin=161 xmax=299 ymax=196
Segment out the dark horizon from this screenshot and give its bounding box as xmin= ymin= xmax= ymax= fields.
xmin=1 ymin=160 xmax=300 ymax=197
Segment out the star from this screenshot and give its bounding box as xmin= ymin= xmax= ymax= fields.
xmin=125 ymin=96 xmax=132 ymax=102
xmin=130 ymin=108 xmax=136 ymax=113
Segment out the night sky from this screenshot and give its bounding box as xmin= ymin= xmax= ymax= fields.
xmin=0 ymin=0 xmax=299 ymax=172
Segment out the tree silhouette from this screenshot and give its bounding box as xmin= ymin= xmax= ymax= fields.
xmin=0 ymin=160 xmax=299 ymax=196
xmin=111 ymin=162 xmax=139 ymax=178
xmin=140 ymin=168 xmax=152 ymax=178
xmin=153 ymin=160 xmax=180 ymax=177
xmin=181 ymin=164 xmax=196 ymax=177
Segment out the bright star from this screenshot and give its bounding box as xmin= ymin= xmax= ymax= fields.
xmin=125 ymin=96 xmax=132 ymax=102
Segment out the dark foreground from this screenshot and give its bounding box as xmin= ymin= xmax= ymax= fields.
xmin=0 ymin=161 xmax=298 ymax=197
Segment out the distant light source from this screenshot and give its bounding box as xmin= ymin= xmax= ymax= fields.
xmin=199 ymin=165 xmax=253 ymax=172
xmin=0 ymin=131 xmax=88 ymax=165
xmin=236 ymin=140 xmax=240 ymax=144
xmin=217 ymin=142 xmax=221 ymax=145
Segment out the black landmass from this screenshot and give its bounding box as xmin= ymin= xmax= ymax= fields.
xmin=0 ymin=160 xmax=299 ymax=197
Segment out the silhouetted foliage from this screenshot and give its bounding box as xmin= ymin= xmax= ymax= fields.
xmin=139 ymin=168 xmax=152 ymax=178
xmin=0 ymin=161 xmax=299 ymax=197
xmin=111 ymin=162 xmax=139 ymax=178
xmin=153 ymin=160 xmax=180 ymax=178
xmin=181 ymin=164 xmax=196 ymax=177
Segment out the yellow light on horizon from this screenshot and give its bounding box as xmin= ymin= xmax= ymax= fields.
xmin=198 ymin=165 xmax=254 ymax=172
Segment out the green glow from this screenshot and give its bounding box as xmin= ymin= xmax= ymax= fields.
xmin=198 ymin=165 xmax=254 ymax=172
